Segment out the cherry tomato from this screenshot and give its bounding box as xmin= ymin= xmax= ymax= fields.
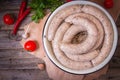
xmin=3 ymin=13 xmax=14 ymax=25
xmin=24 ymin=40 xmax=37 ymax=52
xmin=104 ymin=0 xmax=113 ymax=9
xmin=66 ymin=0 xmax=72 ymax=2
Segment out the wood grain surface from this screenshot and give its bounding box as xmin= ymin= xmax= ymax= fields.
xmin=0 ymin=0 xmax=120 ymax=80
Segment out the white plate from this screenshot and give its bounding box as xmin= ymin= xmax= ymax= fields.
xmin=42 ymin=1 xmax=118 ymax=74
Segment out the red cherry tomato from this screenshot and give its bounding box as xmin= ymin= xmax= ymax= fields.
xmin=104 ymin=0 xmax=113 ymax=9
xmin=66 ymin=0 xmax=72 ymax=2
xmin=3 ymin=13 xmax=14 ymax=25
xmin=24 ymin=40 xmax=37 ymax=52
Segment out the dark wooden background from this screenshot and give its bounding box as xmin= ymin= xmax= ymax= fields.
xmin=0 ymin=0 xmax=120 ymax=80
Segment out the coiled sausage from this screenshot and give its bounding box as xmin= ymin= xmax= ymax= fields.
xmin=81 ymin=5 xmax=114 ymax=66
xmin=47 ymin=5 xmax=82 ymax=41
xmin=62 ymin=25 xmax=99 ymax=61
xmin=52 ymin=22 xmax=93 ymax=70
xmin=60 ymin=17 xmax=98 ymax=54
xmin=65 ymin=13 xmax=104 ymax=50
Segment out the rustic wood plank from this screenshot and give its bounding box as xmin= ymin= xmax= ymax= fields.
xmin=116 ymin=16 xmax=120 ymax=26
xmin=106 ymin=69 xmax=120 ymax=80
xmin=0 ymin=0 xmax=31 ymax=11
xmin=0 ymin=63 xmax=38 ymax=69
xmin=0 ymin=69 xmax=50 ymax=80
xmin=0 ymin=30 xmax=10 ymax=38
xmin=114 ymin=50 xmax=120 ymax=57
xmin=109 ymin=56 xmax=120 ymax=68
xmin=113 ymin=26 xmax=120 ymax=57
xmin=117 ymin=26 xmax=120 ymax=36
xmin=0 ymin=30 xmax=24 ymax=42
xmin=0 ymin=0 xmax=21 ymax=10
xmin=0 ymin=30 xmax=24 ymax=37
xmin=0 ymin=57 xmax=43 ymax=64
xmin=0 ymin=41 xmax=22 ymax=49
xmin=0 ymin=49 xmax=34 ymax=58
xmin=0 ymin=57 xmax=44 ymax=69
xmin=0 ymin=30 xmax=24 ymax=49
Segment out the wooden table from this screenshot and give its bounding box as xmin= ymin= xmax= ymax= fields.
xmin=0 ymin=0 xmax=120 ymax=80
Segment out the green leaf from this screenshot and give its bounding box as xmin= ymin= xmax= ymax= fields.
xmin=31 ymin=15 xmax=36 ymax=21
xmin=39 ymin=2 xmax=45 ymax=9
xmin=29 ymin=0 xmax=64 ymax=23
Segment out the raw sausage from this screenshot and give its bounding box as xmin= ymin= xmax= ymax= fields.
xmin=81 ymin=5 xmax=114 ymax=66
xmin=62 ymin=25 xmax=86 ymax=43
xmin=52 ymin=22 xmax=92 ymax=70
xmin=47 ymin=5 xmax=82 ymax=41
xmin=65 ymin=13 xmax=104 ymax=50
xmin=65 ymin=50 xmax=99 ymax=62
xmin=61 ymin=17 xmax=98 ymax=54
xmin=62 ymin=25 xmax=99 ymax=61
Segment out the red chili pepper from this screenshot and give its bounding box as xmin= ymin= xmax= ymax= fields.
xmin=12 ymin=7 xmax=31 ymax=35
xmin=18 ymin=0 xmax=27 ymax=19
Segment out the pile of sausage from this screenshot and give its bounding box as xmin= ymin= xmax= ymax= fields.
xmin=47 ymin=5 xmax=114 ymax=70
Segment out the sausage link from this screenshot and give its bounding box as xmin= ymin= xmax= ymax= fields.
xmin=81 ymin=5 xmax=114 ymax=66
xmin=61 ymin=17 xmax=98 ymax=54
xmin=65 ymin=50 xmax=99 ymax=62
xmin=62 ymin=25 xmax=86 ymax=43
xmin=65 ymin=13 xmax=104 ymax=50
xmin=62 ymin=25 xmax=99 ymax=61
xmin=52 ymin=22 xmax=92 ymax=70
xmin=47 ymin=5 xmax=82 ymax=41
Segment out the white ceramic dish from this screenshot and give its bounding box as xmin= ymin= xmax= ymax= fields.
xmin=42 ymin=1 xmax=118 ymax=74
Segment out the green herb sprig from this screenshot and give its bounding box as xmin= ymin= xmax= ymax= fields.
xmin=29 ymin=0 xmax=64 ymax=23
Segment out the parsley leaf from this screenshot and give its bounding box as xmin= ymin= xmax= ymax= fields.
xmin=29 ymin=0 xmax=64 ymax=23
